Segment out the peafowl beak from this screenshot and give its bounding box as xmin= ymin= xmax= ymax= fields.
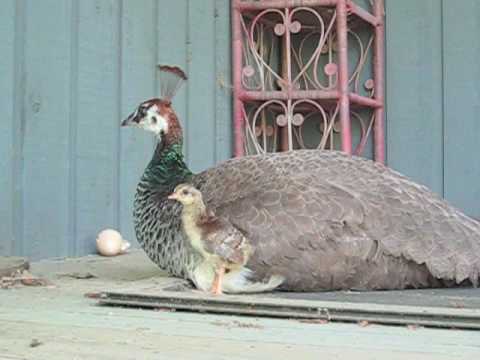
xmin=121 ymin=112 xmax=138 ymax=127
xmin=167 ymin=193 xmax=179 ymax=201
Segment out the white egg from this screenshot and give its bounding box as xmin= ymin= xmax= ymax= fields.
xmin=96 ymin=229 xmax=131 ymax=256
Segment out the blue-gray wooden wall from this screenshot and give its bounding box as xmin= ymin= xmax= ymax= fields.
xmin=386 ymin=0 xmax=480 ymax=220
xmin=0 ymin=0 xmax=232 ymax=259
xmin=1 ymin=0 xmax=479 ymax=259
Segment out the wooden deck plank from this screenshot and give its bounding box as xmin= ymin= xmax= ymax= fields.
xmin=1 ymin=251 xmax=479 ymax=359
xmin=1 ymin=320 xmax=477 ymax=360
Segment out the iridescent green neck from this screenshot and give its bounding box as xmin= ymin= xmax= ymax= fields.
xmin=143 ymin=142 xmax=193 ymax=189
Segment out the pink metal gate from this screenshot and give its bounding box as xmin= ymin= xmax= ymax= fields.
xmin=232 ymin=0 xmax=385 ymax=163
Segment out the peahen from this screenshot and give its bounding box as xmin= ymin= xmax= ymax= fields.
xmin=121 ymin=66 xmax=480 ymax=293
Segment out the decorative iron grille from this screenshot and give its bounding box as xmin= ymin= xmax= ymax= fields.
xmin=232 ymin=0 xmax=385 ymax=162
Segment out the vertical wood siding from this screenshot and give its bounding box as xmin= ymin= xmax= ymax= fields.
xmin=1 ymin=0 xmax=479 ymax=259
xmin=0 ymin=0 xmax=231 ymax=259
xmin=442 ymin=0 xmax=480 ymax=219
xmin=386 ymin=0 xmax=480 ymax=219
xmin=386 ymin=0 xmax=444 ymax=195
xmin=0 ymin=0 xmax=16 ymax=256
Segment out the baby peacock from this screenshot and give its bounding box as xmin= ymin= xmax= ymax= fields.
xmin=168 ymin=184 xmax=253 ymax=295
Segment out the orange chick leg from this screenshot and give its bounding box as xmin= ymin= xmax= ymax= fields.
xmin=211 ymin=266 xmax=225 ymax=295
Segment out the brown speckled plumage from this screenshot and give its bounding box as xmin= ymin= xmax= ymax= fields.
xmin=133 ymin=139 xmax=480 ymax=291
xmin=191 ymin=150 xmax=480 ymax=290
xmin=199 ymin=216 xmax=252 ymax=266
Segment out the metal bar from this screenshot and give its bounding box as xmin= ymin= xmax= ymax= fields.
xmin=373 ymin=0 xmax=385 ymax=163
xmin=232 ymin=3 xmax=245 ymax=157
xmin=280 ymin=8 xmax=290 ymax=151
xmin=346 ymin=0 xmax=380 ymax=26
xmin=285 ymin=8 xmax=294 ymax=151
xmin=234 ymin=0 xmax=338 ymax=11
xmin=336 ymin=0 xmax=352 ymax=154
xmin=349 ymin=93 xmax=382 ymax=108
xmin=240 ymin=90 xmax=339 ymax=101
xmin=98 ymin=291 xmax=480 ymax=330
xmin=243 ymin=13 xmax=278 ymax=29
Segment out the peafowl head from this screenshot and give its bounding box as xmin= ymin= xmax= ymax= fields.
xmin=121 ymin=65 xmax=187 ymax=147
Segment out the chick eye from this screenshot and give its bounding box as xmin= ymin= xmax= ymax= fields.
xmin=151 ymin=116 xmax=157 ymax=124
xmin=182 ymin=189 xmax=189 ymax=195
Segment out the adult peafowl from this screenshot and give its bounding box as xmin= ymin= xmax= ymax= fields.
xmin=121 ymin=66 xmax=480 ymax=293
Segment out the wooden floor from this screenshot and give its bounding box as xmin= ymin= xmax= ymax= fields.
xmin=1 ymin=251 xmax=480 ymax=360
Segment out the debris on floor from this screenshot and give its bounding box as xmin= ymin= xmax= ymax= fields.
xmin=84 ymin=292 xmax=103 ymax=299
xmin=0 ymin=257 xmax=50 ymax=288
xmin=0 ymin=256 xmax=30 ymax=277
xmin=211 ymin=320 xmax=264 ymax=330
xmin=1 ymin=269 xmax=50 ymax=289
xmin=298 ymin=319 xmax=330 ymax=325
xmin=58 ymin=272 xmax=97 ymax=280
xmin=29 ymin=339 xmax=43 ymax=348
xmin=358 ymin=320 xmax=371 ymax=327
xmin=406 ymin=324 xmax=422 ymax=331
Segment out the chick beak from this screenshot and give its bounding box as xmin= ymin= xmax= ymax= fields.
xmin=167 ymin=193 xmax=178 ymax=201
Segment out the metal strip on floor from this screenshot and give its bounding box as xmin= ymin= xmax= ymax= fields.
xmin=97 ymin=290 xmax=480 ymax=330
